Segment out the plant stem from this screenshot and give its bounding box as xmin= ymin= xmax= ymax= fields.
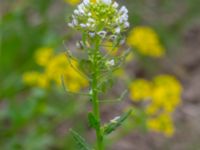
xmin=91 ymin=39 xmax=104 ymax=150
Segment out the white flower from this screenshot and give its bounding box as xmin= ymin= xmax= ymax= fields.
xmin=83 ymin=0 xmax=90 ymax=5
xmin=97 ymin=31 xmax=107 ymax=38
xmin=89 ymin=32 xmax=95 ymax=38
xmin=119 ymin=6 xmax=128 ymax=14
xmin=88 ymin=12 xmax=92 ymax=16
xmin=80 ymin=23 xmax=87 ymax=28
xmin=124 ymin=22 xmax=130 ymax=28
xmin=115 ymin=27 xmax=121 ymax=34
xmin=86 ymin=23 xmax=91 ymax=27
xmin=119 ymin=38 xmax=125 ymax=45
xmin=68 ymin=23 xmax=74 ymax=27
xmin=110 ymin=35 xmax=117 ymax=41
xmin=112 ymin=2 xmax=119 ymax=8
xmin=74 ymin=9 xmax=79 ymax=15
xmin=68 ymin=0 xmax=129 ymax=41
xmin=72 ymin=19 xmax=78 ymax=26
xmin=106 ymin=59 xmax=115 ymax=66
xmin=88 ymin=18 xmax=95 ymax=23
xmin=77 ymin=4 xmax=85 ymax=14
xmin=101 ymin=0 xmax=112 ymax=5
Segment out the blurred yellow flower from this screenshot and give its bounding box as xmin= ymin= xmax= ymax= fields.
xmin=23 ymin=48 xmax=88 ymax=92
xmin=35 ymin=47 xmax=54 ymax=67
xmin=147 ymin=113 xmax=174 ymax=137
xmin=23 ymin=71 xmax=49 ymax=88
xmin=129 ymin=79 xmax=152 ymax=101
xmin=129 ymin=75 xmax=182 ymax=136
xmin=152 ymin=75 xmax=182 ymax=113
xmin=91 ymin=0 xmax=97 ymax=3
xmin=104 ymin=41 xmax=119 ymax=56
xmin=127 ymin=26 xmax=165 ymax=57
xmin=65 ymin=0 xmax=80 ymax=6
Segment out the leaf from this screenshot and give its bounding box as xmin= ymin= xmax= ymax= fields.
xmin=99 ymin=77 xmax=114 ymax=93
xmin=88 ymin=112 xmax=100 ymax=129
xmin=70 ymin=129 xmax=91 ymax=150
xmin=79 ymin=59 xmax=92 ymax=76
xmin=103 ymin=109 xmax=132 ymax=135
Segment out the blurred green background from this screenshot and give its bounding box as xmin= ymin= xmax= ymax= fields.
xmin=1 ymin=0 xmax=200 ymax=149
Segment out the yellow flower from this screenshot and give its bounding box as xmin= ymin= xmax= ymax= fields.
xmin=147 ymin=114 xmax=174 ymax=137
xmin=35 ymin=47 xmax=54 ymax=67
xmin=152 ymin=75 xmax=182 ymax=113
xmin=45 ymin=54 xmax=68 ymax=79
xmin=103 ymin=41 xmax=119 ymax=56
xmin=129 ymin=74 xmax=182 ymax=136
xmin=91 ymin=0 xmax=97 ymax=3
xmin=153 ymin=75 xmax=182 ymax=96
xmin=145 ymin=103 xmax=159 ymax=115
xmin=45 ymin=54 xmax=88 ymax=92
xmin=129 ymin=79 xmax=152 ymax=101
xmin=23 ymin=48 xmax=88 ymax=92
xmin=64 ymin=0 xmax=80 ymax=6
xmin=23 ymin=71 xmax=49 ymax=88
xmin=127 ymin=26 xmax=165 ymax=57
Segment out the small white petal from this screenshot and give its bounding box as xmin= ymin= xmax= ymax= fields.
xmin=72 ymin=19 xmax=78 ymax=26
xmin=112 ymin=2 xmax=119 ymax=8
xmin=115 ymin=27 xmax=121 ymax=34
xmin=74 ymin=9 xmax=79 ymax=15
xmin=119 ymin=6 xmax=128 ymax=14
xmin=78 ymin=4 xmax=85 ymax=14
xmin=88 ymin=12 xmax=92 ymax=16
xmin=107 ymin=59 xmax=115 ymax=66
xmin=88 ymin=18 xmax=95 ymax=22
xmin=86 ymin=23 xmax=91 ymax=27
xmin=83 ymin=0 xmax=89 ymax=5
xmin=97 ymin=31 xmax=107 ymax=38
xmin=101 ymin=0 xmax=112 ymax=5
xmin=124 ymin=22 xmax=130 ymax=28
xmin=89 ymin=32 xmax=95 ymax=38
xmin=68 ymin=23 xmax=74 ymax=27
xmin=80 ymin=23 xmax=87 ymax=28
xmin=119 ymin=38 xmax=125 ymax=45
xmin=110 ymin=35 xmax=117 ymax=41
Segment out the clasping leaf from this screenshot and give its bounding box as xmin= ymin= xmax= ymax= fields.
xmin=103 ymin=109 xmax=132 ymax=135
xmin=70 ymin=129 xmax=92 ymax=150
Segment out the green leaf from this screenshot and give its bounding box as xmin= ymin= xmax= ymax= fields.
xmin=79 ymin=59 xmax=92 ymax=76
xmin=70 ymin=129 xmax=91 ymax=150
xmin=103 ymin=109 xmax=132 ymax=135
xmin=88 ymin=112 xmax=100 ymax=129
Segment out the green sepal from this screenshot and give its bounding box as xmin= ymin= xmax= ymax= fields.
xmin=70 ymin=129 xmax=91 ymax=150
xmin=103 ymin=109 xmax=132 ymax=135
xmin=88 ymin=112 xmax=100 ymax=129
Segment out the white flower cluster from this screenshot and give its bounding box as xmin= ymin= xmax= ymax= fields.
xmin=68 ymin=0 xmax=129 ymax=40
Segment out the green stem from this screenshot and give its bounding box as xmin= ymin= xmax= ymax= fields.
xmin=91 ymin=38 xmax=104 ymax=150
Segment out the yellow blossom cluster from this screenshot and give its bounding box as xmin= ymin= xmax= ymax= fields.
xmin=23 ymin=47 xmax=88 ymax=92
xmin=129 ymin=75 xmax=182 ymax=136
xmin=64 ymin=0 xmax=97 ymax=6
xmin=127 ymin=26 xmax=165 ymax=57
xmin=64 ymin=0 xmax=80 ymax=6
